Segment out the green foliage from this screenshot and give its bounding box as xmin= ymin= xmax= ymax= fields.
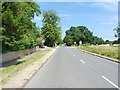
xmin=92 ymin=36 xmax=104 ymax=45
xmin=63 ymin=35 xmax=73 ymax=46
xmin=41 ymin=10 xmax=61 ymax=47
xmin=42 ymin=10 xmax=60 ymax=26
xmin=114 ymin=26 xmax=120 ymax=44
xmin=63 ymin=26 xmax=104 ymax=46
xmin=104 ymin=40 xmax=113 ymax=44
xmin=56 ymin=38 xmax=63 ymax=45
xmin=2 ymin=2 xmax=41 ymax=53
xmin=112 ymin=40 xmax=120 ymax=44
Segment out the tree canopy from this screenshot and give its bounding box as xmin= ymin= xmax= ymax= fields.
xmin=63 ymin=26 xmax=104 ymax=46
xmin=41 ymin=10 xmax=61 ymax=47
xmin=1 ymin=2 xmax=41 ymax=53
xmin=114 ymin=25 xmax=120 ymax=44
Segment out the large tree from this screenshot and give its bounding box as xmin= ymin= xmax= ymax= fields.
xmin=64 ymin=26 xmax=93 ymax=45
xmin=63 ymin=26 xmax=104 ymax=46
xmin=1 ymin=2 xmax=41 ymax=52
xmin=63 ymin=35 xmax=73 ymax=46
xmin=41 ymin=10 xmax=61 ymax=47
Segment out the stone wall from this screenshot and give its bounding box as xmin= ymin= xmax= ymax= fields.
xmin=1 ymin=47 xmax=39 ymax=64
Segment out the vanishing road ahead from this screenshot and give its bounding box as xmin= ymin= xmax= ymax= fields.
xmin=24 ymin=46 xmax=119 ymax=88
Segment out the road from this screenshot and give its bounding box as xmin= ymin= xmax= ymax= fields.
xmin=24 ymin=46 xmax=119 ymax=88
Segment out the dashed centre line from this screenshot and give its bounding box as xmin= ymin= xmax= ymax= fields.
xmin=80 ymin=60 xmax=86 ymax=64
xmin=101 ymin=76 xmax=119 ymax=89
xmin=79 ymin=58 xmax=118 ymax=89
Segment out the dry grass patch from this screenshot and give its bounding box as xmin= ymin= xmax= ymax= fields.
xmin=0 ymin=49 xmax=51 ymax=85
xmin=77 ymin=46 xmax=119 ymax=59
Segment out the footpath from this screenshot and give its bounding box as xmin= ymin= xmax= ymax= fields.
xmin=1 ymin=47 xmax=58 ymax=88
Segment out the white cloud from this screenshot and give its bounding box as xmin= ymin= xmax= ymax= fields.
xmin=106 ymin=16 xmax=118 ymax=22
xmin=36 ymin=0 xmax=119 ymax=2
xmin=101 ymin=16 xmax=117 ymax=25
xmin=59 ymin=14 xmax=71 ymax=17
xmin=101 ymin=22 xmax=114 ymax=25
xmin=90 ymin=2 xmax=118 ymax=12
xmin=34 ymin=17 xmax=42 ymax=21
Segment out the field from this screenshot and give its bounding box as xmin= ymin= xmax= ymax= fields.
xmin=76 ymin=46 xmax=119 ymax=59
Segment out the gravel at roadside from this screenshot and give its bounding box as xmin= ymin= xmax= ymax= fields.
xmin=2 ymin=47 xmax=57 ymax=88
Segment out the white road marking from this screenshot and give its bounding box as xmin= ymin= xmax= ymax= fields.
xmin=102 ymin=76 xmax=119 ymax=89
xmin=80 ymin=60 xmax=86 ymax=64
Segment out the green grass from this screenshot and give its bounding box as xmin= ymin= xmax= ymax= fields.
xmin=0 ymin=49 xmax=51 ymax=85
xmin=77 ymin=46 xmax=119 ymax=59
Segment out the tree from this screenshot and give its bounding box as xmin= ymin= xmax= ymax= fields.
xmin=92 ymin=36 xmax=104 ymax=45
xmin=41 ymin=10 xmax=61 ymax=47
xmin=114 ymin=25 xmax=120 ymax=44
xmin=112 ymin=40 xmax=119 ymax=44
xmin=104 ymin=40 xmax=110 ymax=44
xmin=64 ymin=26 xmax=93 ymax=45
xmin=1 ymin=2 xmax=41 ymax=52
xmin=63 ymin=35 xmax=73 ymax=46
xmin=56 ymin=38 xmax=63 ymax=45
xmin=63 ymin=26 xmax=104 ymax=46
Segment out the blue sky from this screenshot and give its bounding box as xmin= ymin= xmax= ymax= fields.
xmin=32 ymin=2 xmax=118 ymax=41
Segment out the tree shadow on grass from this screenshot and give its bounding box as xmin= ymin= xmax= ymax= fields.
xmin=14 ymin=60 xmax=26 ymax=65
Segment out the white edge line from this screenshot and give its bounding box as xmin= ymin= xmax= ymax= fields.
xmin=102 ymin=76 xmax=119 ymax=89
xmin=80 ymin=60 xmax=86 ymax=64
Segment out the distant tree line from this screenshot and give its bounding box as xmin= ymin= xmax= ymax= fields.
xmin=63 ymin=26 xmax=119 ymax=46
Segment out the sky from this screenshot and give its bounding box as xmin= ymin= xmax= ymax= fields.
xmin=32 ymin=2 xmax=118 ymax=41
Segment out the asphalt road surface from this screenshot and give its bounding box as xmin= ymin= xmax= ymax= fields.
xmin=24 ymin=46 xmax=119 ymax=88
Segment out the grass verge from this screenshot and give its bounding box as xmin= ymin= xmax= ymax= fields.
xmin=0 ymin=49 xmax=51 ymax=85
xmin=76 ymin=46 xmax=119 ymax=60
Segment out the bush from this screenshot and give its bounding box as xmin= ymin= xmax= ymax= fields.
xmin=80 ymin=44 xmax=91 ymax=46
